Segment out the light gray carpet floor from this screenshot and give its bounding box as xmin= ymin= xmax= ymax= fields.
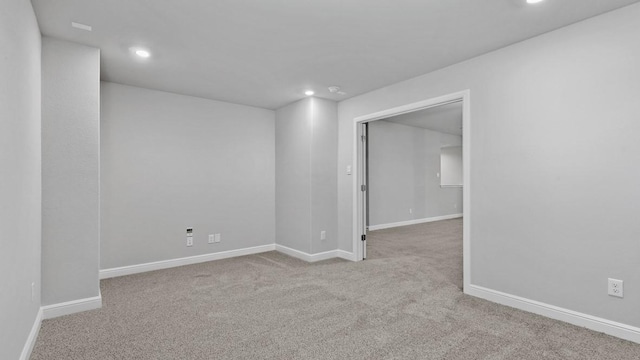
xmin=31 ymin=219 xmax=640 ymax=359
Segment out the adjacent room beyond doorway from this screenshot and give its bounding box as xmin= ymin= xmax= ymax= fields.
xmin=365 ymin=102 xmax=464 ymax=276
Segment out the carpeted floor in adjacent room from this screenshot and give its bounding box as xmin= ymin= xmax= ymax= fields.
xmin=31 ymin=218 xmax=640 ymax=359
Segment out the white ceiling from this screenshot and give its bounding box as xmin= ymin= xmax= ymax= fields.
xmin=32 ymin=0 xmax=639 ymax=109
xmin=384 ymin=101 xmax=463 ymax=136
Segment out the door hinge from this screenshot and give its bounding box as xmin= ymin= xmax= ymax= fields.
xmin=361 ymin=184 xmax=366 ymax=192
xmin=361 ymin=234 xmax=366 ymax=241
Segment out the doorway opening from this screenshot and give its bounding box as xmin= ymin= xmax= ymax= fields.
xmin=352 ymin=90 xmax=471 ymax=292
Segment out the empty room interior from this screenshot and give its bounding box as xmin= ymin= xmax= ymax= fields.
xmin=3 ymin=0 xmax=640 ymax=359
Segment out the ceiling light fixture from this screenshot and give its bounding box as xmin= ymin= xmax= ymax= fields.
xmin=526 ymin=0 xmax=544 ymax=4
xmin=305 ymin=90 xmax=315 ymax=96
xmin=135 ymin=49 xmax=151 ymax=58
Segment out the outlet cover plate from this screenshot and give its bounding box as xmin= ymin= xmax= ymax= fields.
xmin=608 ymin=278 xmax=623 ymax=298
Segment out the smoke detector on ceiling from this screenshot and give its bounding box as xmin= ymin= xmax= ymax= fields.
xmin=328 ymin=86 xmax=346 ymax=95
xmin=71 ymin=22 xmax=92 ymax=31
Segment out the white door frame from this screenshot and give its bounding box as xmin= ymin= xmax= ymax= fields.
xmin=351 ymin=89 xmax=471 ymax=291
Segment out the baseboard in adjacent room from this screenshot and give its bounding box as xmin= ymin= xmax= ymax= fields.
xmin=19 ymin=308 xmax=42 ymax=360
xmin=368 ymin=213 xmax=462 ymax=231
xmin=100 ymin=244 xmax=276 ymax=279
xmin=466 ymin=284 xmax=640 ymax=344
xmin=275 ymin=244 xmax=346 ymax=263
xmin=41 ymin=291 xmax=102 ymax=320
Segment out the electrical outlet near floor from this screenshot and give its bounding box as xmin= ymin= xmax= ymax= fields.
xmin=608 ymin=278 xmax=623 ymax=298
xmin=320 ymin=230 xmax=326 ymax=241
xmin=214 ymin=233 xmax=221 ymax=243
xmin=208 ymin=234 xmax=215 ymax=244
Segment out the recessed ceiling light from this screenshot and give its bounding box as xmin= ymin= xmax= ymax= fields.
xmin=526 ymin=0 xmax=544 ymax=4
xmin=71 ymin=22 xmax=92 ymax=31
xmin=305 ymin=90 xmax=315 ymax=96
xmin=135 ymin=49 xmax=151 ymax=58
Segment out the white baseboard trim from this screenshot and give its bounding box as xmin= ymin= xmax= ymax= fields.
xmin=336 ymin=250 xmax=357 ymax=262
xmin=19 ymin=307 xmax=42 ymax=360
xmin=100 ymin=244 xmax=276 ymax=279
xmin=275 ymin=244 xmax=342 ymax=263
xmin=41 ymin=291 xmax=102 ymax=320
xmin=368 ymin=213 xmax=463 ymax=231
xmin=466 ymin=284 xmax=640 ymax=344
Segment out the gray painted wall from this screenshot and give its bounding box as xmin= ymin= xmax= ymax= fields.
xmin=42 ymin=38 xmax=101 ymax=305
xmin=368 ymin=121 xmax=462 ymax=226
xmin=310 ymin=98 xmax=338 ymax=254
xmin=0 ymin=1 xmax=41 ymax=358
xmin=338 ymin=3 xmax=640 ymax=327
xmin=100 ymin=82 xmax=275 ymax=269
xmin=275 ymin=99 xmax=312 ymax=253
xmin=275 ymin=98 xmax=338 ymax=254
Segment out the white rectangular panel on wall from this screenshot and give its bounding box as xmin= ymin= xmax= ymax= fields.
xmin=440 ymin=146 xmax=462 ymax=187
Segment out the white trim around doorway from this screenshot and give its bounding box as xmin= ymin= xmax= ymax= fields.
xmin=351 ymin=90 xmax=471 ymax=293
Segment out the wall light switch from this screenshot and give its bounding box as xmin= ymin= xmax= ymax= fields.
xmin=346 ymin=165 xmax=352 ymax=175
xmin=208 ymin=234 xmax=215 ymax=244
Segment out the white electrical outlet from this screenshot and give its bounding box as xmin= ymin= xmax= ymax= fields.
xmin=409 ymin=208 xmax=413 ymax=214
xmin=214 ymin=233 xmax=221 ymax=243
xmin=208 ymin=234 xmax=215 ymax=244
xmin=608 ymin=278 xmax=623 ymax=298
xmin=320 ymin=231 xmax=326 ymax=241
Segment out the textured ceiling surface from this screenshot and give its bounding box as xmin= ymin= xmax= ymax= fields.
xmin=385 ymin=102 xmax=463 ymax=136
xmin=32 ymin=0 xmax=640 ymax=109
